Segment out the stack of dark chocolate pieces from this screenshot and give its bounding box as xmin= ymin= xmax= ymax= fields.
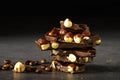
xmin=35 ymin=18 xmax=101 ymax=74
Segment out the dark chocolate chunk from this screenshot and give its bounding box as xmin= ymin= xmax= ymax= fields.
xmin=50 ymin=60 xmax=85 ymax=74
xmin=51 ymin=47 xmax=96 ymax=57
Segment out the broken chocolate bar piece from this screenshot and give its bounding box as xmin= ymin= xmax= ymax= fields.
xmin=50 ymin=60 xmax=85 ymax=74
xmin=60 ymin=18 xmax=91 ymax=34
xmin=53 ymin=55 xmax=93 ymax=64
xmin=35 ymin=34 xmax=101 ymax=51
xmin=51 ymin=47 xmax=96 ymax=57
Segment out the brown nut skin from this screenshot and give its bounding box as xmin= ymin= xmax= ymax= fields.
xmin=68 ymin=64 xmax=76 ymax=68
xmin=82 ymin=31 xmax=91 ymax=36
xmin=64 ymin=32 xmax=73 ymax=38
xmin=48 ymin=28 xmax=59 ymax=37
xmin=37 ymin=38 xmax=49 ymax=45
xmin=59 ymin=28 xmax=67 ymax=35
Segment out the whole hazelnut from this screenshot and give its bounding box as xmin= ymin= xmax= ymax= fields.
xmin=64 ymin=18 xmax=72 ymax=28
xmin=67 ymin=54 xmax=76 ymax=62
xmin=13 ymin=62 xmax=25 ymax=73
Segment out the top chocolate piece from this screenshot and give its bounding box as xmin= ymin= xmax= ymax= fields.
xmin=35 ymin=18 xmax=102 ymax=51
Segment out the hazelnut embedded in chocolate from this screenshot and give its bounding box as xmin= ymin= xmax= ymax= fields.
xmin=64 ymin=32 xmax=73 ymax=43
xmin=73 ymin=34 xmax=82 ymax=43
xmin=64 ymin=18 xmax=72 ymax=28
xmin=67 ymin=54 xmax=76 ymax=62
xmin=51 ymin=40 xmax=59 ymax=49
xmin=67 ymin=64 xmax=76 ymax=73
xmin=36 ymin=38 xmax=50 ymax=50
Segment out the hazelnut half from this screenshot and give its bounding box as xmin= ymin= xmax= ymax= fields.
xmin=64 ymin=32 xmax=73 ymax=43
xmin=73 ymin=34 xmax=82 ymax=43
xmin=41 ymin=43 xmax=50 ymax=50
xmin=51 ymin=40 xmax=59 ymax=49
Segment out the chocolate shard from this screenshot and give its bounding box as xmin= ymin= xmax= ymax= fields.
xmin=50 ymin=60 xmax=85 ymax=74
xmin=60 ymin=20 xmax=90 ymax=33
xmin=35 ymin=34 xmax=101 ymax=51
xmin=53 ymin=55 xmax=94 ymax=64
xmin=51 ymin=47 xmax=96 ymax=57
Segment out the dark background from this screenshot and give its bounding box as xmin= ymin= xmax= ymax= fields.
xmin=0 ymin=1 xmax=120 ymax=80
xmin=0 ymin=0 xmax=120 ymax=36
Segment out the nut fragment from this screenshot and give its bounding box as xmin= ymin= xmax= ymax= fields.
xmin=13 ymin=62 xmax=25 ymax=73
xmin=67 ymin=54 xmax=76 ymax=62
xmin=41 ymin=43 xmax=50 ymax=50
xmin=73 ymin=34 xmax=82 ymax=43
xmin=67 ymin=64 xmax=75 ymax=73
xmin=95 ymin=39 xmax=101 ymax=45
xmin=50 ymin=61 xmax=57 ymax=69
xmin=83 ymin=57 xmax=89 ymax=62
xmin=64 ymin=18 xmax=72 ymax=28
xmin=83 ymin=36 xmax=90 ymax=40
xmin=52 ymin=50 xmax=59 ymax=55
xmin=51 ymin=41 xmax=59 ymax=49
xmin=64 ymin=32 xmax=73 ymax=43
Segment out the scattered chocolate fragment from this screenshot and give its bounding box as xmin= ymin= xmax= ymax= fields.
xmin=40 ymin=65 xmax=46 ymax=70
xmin=35 ymin=68 xmax=42 ymax=73
xmin=3 ymin=59 xmax=11 ymax=64
xmin=25 ymin=66 xmax=37 ymax=72
xmin=45 ymin=66 xmax=52 ymax=72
